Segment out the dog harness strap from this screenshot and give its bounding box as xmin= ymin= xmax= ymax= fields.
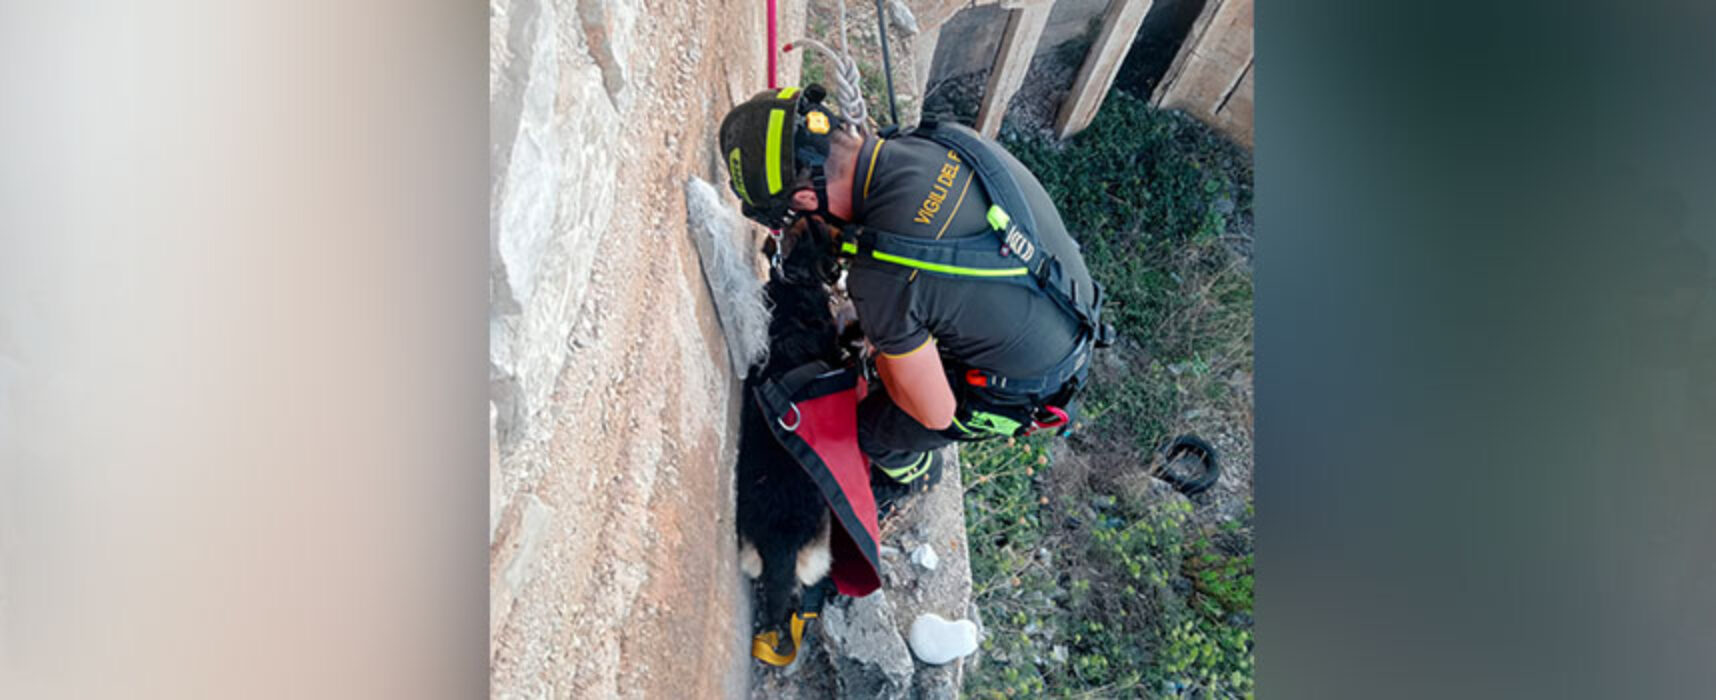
xmin=751 ymin=610 xmax=813 ymax=666
xmin=774 ymin=361 xmax=833 ymax=400
xmin=750 ymin=370 xmax=884 ymax=597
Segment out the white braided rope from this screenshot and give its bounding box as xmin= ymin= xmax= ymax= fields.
xmin=788 ymin=1 xmax=867 ymax=129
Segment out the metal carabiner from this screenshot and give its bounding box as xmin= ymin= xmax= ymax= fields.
xmin=768 ymin=228 xmax=784 ymax=271
xmin=1024 ymin=405 xmax=1069 ymax=436
xmin=777 ymin=403 xmax=801 ymax=432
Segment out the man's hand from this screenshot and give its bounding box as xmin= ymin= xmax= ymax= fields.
xmin=874 ymin=338 xmax=956 ymax=430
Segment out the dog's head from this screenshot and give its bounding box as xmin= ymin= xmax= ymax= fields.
xmin=767 ymin=217 xmax=841 ymax=287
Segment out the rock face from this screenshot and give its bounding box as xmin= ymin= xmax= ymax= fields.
xmin=488 ymin=0 xmax=808 ymax=697
xmin=823 ymin=591 xmax=917 ymax=699
xmin=750 ymin=446 xmax=977 ymax=699
xmin=490 ymin=0 xmax=1012 ymax=696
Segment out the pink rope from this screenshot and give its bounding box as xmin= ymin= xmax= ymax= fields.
xmin=765 ymin=0 xmax=782 ymax=244
xmin=766 ymin=0 xmax=778 ymax=88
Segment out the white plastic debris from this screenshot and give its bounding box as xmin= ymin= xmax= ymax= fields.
xmin=684 ymin=176 xmax=770 ymax=378
xmin=907 ymin=614 xmax=978 ymax=665
xmin=910 ymin=543 xmax=939 ymax=571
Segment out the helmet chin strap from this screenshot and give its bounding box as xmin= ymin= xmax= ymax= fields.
xmin=807 ymin=164 xmax=848 ymax=227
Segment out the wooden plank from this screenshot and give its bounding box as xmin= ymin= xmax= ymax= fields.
xmin=1152 ymin=0 xmax=1253 ymax=145
xmin=974 ymin=1 xmax=1052 ymax=138
xmin=1217 ymin=60 xmax=1254 ymax=147
xmin=1151 ymin=0 xmax=1222 ymax=108
xmin=1159 ymin=0 xmax=1251 ymax=110
xmin=1053 ymin=0 xmax=1156 ymax=138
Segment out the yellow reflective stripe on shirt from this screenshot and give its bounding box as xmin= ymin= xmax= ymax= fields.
xmin=870 ymin=250 xmax=1028 ymax=277
xmin=840 ymin=241 xmax=1028 ymax=278
xmin=862 ymin=138 xmax=885 ymax=200
xmin=933 ymin=169 xmax=975 ymax=240
xmin=881 ymin=335 xmax=934 ymax=359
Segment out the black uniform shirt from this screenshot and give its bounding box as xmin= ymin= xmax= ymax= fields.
xmin=845 ymin=131 xmax=1095 ymax=378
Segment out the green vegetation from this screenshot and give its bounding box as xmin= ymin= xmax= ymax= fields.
xmin=794 ymin=5 xmax=1255 ymax=694
xmin=1008 ymin=90 xmax=1253 ymax=455
xmin=961 ymin=92 xmax=1254 ymax=698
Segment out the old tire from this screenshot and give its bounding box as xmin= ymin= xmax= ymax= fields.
xmin=1156 ymin=434 xmax=1220 ymax=496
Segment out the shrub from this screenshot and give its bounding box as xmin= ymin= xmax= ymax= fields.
xmin=961 ymin=91 xmax=1254 ymax=698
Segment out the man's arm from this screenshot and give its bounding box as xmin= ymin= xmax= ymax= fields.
xmin=874 ymin=338 xmax=956 ymax=430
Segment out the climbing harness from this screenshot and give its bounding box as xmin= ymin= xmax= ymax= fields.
xmin=750 ymin=361 xmax=883 ymax=598
xmin=959 ymin=332 xmax=1094 ymax=397
xmin=834 ymin=121 xmax=1116 ymax=434
xmin=837 ymin=121 xmax=1111 ymax=345
xmin=1029 ymin=405 xmax=1070 ymax=434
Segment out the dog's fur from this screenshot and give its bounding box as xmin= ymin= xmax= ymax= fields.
xmin=735 ymin=218 xmax=844 ymax=637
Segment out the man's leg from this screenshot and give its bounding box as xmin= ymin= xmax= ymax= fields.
xmin=857 ymin=384 xmax=955 ymax=491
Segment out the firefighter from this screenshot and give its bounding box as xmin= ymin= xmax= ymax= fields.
xmin=720 ymin=85 xmax=1108 ymax=508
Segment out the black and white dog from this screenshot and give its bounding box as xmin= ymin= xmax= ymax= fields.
xmin=736 ymin=218 xmax=844 ymax=638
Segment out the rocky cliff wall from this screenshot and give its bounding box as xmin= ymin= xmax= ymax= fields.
xmin=488 ymin=0 xmax=806 ymax=696
xmin=487 ymin=0 xmax=1009 ymax=695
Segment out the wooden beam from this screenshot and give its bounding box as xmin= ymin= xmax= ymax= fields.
xmin=1152 ymin=0 xmax=1254 ymax=147
xmin=974 ymin=1 xmax=1051 ymax=138
xmin=1053 ymin=0 xmax=1155 ymax=139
